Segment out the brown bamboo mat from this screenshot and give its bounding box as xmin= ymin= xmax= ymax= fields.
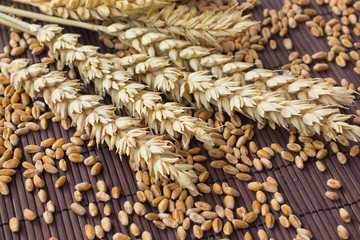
xmin=0 ymin=0 xmax=358 ymax=239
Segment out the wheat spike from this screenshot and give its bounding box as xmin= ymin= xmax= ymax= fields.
xmin=32 ymin=24 xmax=212 ymax=149
xmin=242 ymin=69 xmax=356 ymax=107
xmin=11 ymin=0 xmax=253 ymax=46
xmin=179 ymin=71 xmax=360 ymax=141
xmin=5 ymin=58 xmax=198 ymax=193
xmin=133 ymin=4 xmax=254 ymax=46
xmin=12 ymin=0 xmax=176 ymax=19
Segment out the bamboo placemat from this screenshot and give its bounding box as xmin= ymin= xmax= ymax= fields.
xmin=0 ymin=0 xmax=358 ymax=239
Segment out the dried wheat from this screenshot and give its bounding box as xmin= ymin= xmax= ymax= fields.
xmin=0 ymin=13 xmax=215 ymax=148
xmin=5 ymin=59 xmax=198 ymax=192
xmin=132 ymin=4 xmax=254 ymax=46
xmin=2 ymin=15 xmax=360 ymax=142
xmin=119 ymin=29 xmax=355 ymax=108
xmin=28 ymin=24 xmax=212 ymax=149
xmin=109 ymin=24 xmax=357 ymax=113
xmin=128 ymin=4 xmax=255 ymax=46
xmin=13 ymin=0 xmax=175 ymax=19
xmin=243 ymin=69 xmax=355 ymax=107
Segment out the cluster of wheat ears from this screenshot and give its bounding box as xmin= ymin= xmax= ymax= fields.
xmin=0 ymin=1 xmax=359 ymax=191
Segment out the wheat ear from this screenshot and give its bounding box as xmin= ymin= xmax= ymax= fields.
xmin=5 ymin=58 xmax=198 ymax=193
xmin=128 ymin=4 xmax=254 ymax=47
xmin=10 ymin=1 xmax=253 ymax=46
xmin=0 ymin=13 xmax=213 ymax=149
xmin=242 ymin=69 xmax=356 ymax=107
xmin=12 ymin=0 xmax=176 ymax=19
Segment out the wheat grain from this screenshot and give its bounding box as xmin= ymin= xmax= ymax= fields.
xmin=9 ymin=217 xmax=20 ymax=232
xmin=337 ymin=225 xmax=349 ymax=239
xmin=6 ymin=59 xmax=198 ymax=192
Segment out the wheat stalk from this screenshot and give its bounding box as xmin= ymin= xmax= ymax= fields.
xmin=5 ymin=58 xmax=198 ymax=193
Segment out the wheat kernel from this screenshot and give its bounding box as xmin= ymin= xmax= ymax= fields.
xmin=9 ymin=217 xmax=20 ymax=232
xmin=283 ymin=38 xmax=293 ymax=49
xmin=313 ymin=63 xmax=328 ymax=71
xmin=232 ymin=219 xmax=249 ymax=229
xmin=337 ymin=225 xmax=349 ymax=239
xmin=325 ymin=191 xmax=339 ymax=201
xmin=24 ymin=209 xmax=36 ymax=221
xmin=46 ymin=200 xmax=55 ymax=213
xmin=327 ymin=179 xmax=341 ymax=189
xmin=112 ymin=233 xmax=130 ymax=240
xmin=279 ymin=215 xmax=290 ymax=228
xmin=101 ymin=217 xmax=112 ymax=232
xmin=87 ymin=203 xmax=98 ymax=217
xmin=85 ymin=224 xmax=95 ymax=240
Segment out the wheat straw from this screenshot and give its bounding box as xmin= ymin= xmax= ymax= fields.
xmin=5 ymin=59 xmax=198 ymax=192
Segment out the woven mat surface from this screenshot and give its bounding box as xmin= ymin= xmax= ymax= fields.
xmin=0 ymin=0 xmax=359 ymax=239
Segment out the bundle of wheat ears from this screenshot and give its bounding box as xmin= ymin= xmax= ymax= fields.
xmin=0 ymin=2 xmax=358 ymax=238
xmin=0 ymin=8 xmax=214 ymax=150
xmin=4 ymin=58 xmax=199 ymax=193
xmin=32 ymin=23 xmax=360 ymax=142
